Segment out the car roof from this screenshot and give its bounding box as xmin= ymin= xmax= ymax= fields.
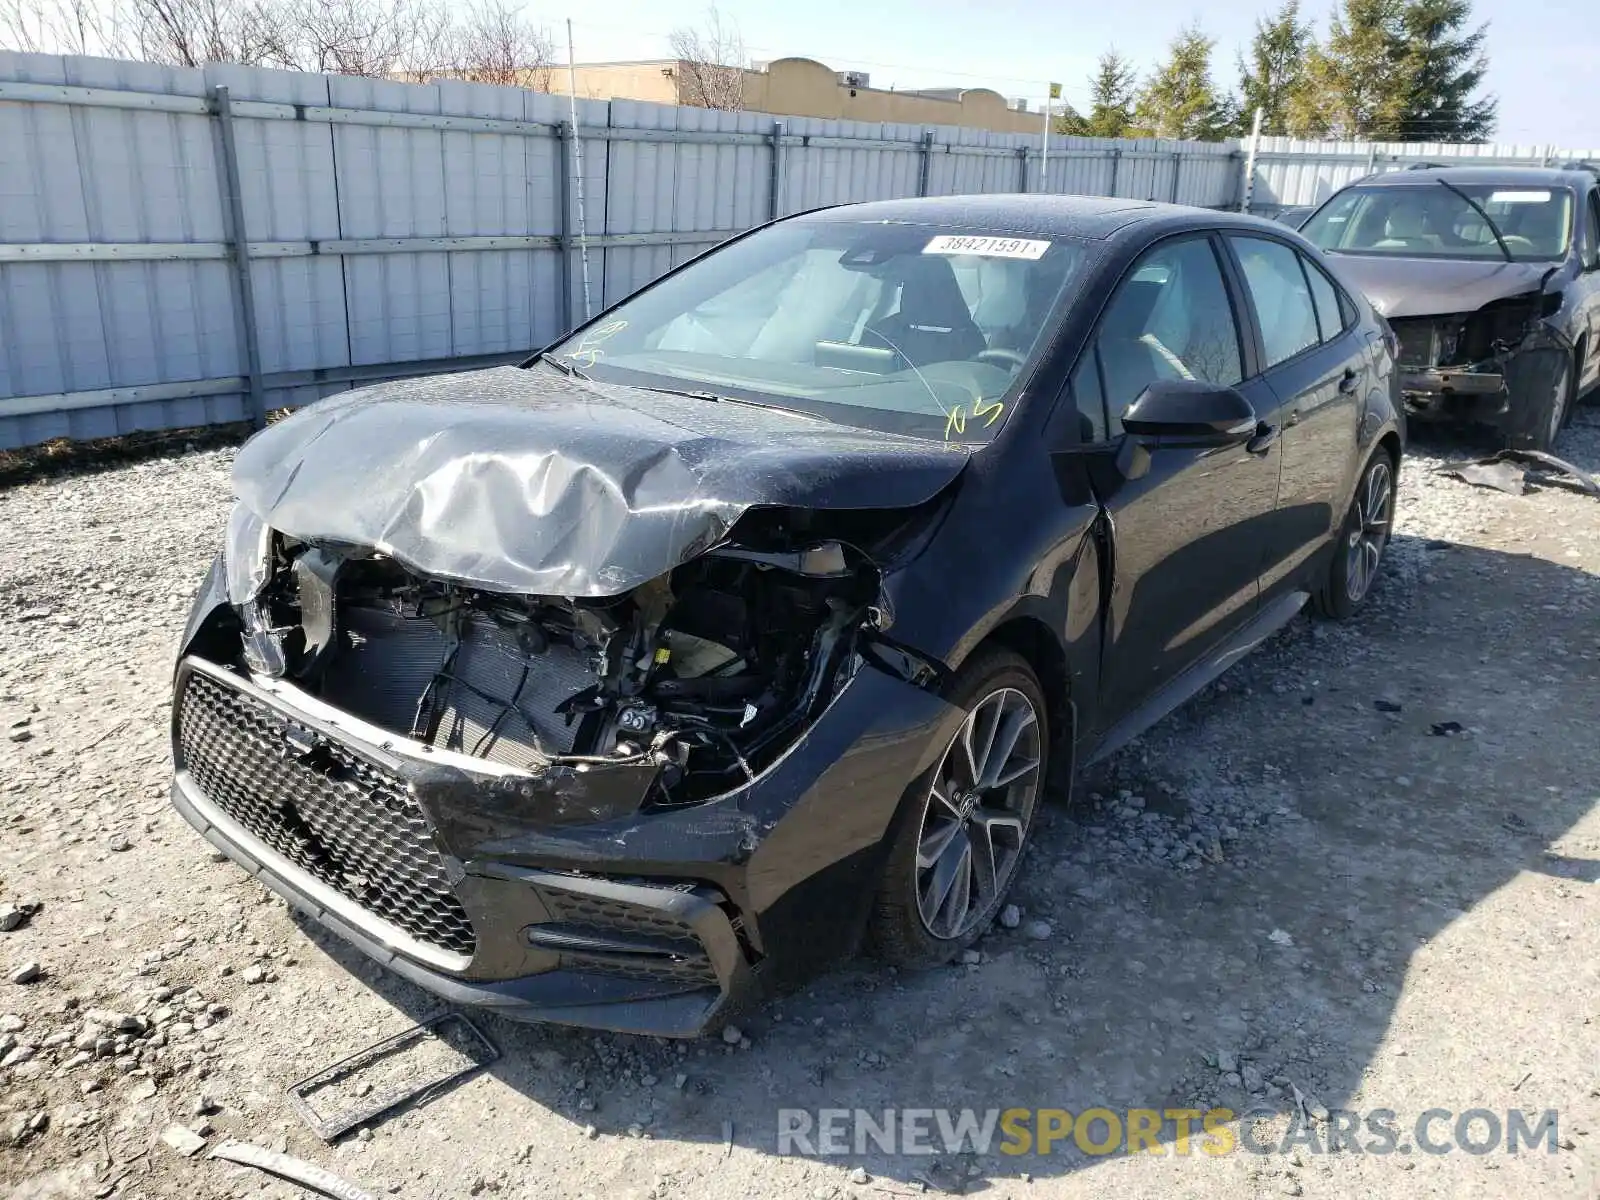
xmin=798 ymin=193 xmax=1297 ymax=243
xmin=1352 ymin=164 xmax=1592 ymax=190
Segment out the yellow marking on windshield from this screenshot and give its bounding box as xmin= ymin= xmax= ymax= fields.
xmin=944 ymin=399 xmax=1005 ymax=440
xmin=569 ymin=319 xmax=628 ymax=367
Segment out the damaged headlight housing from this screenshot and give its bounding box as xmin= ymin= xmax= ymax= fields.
xmin=222 ymin=502 xmax=272 ymax=606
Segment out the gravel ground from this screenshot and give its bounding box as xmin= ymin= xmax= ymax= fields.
xmin=3 ymin=411 xmax=1599 ymax=1200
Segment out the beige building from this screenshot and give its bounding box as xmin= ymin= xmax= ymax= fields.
xmin=555 ymin=57 xmax=1042 ymax=135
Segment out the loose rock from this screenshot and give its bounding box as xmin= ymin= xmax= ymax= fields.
xmin=160 ymin=1123 xmax=208 ymax=1157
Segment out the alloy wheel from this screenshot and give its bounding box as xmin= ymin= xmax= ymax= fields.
xmin=914 ymin=687 xmax=1042 ymax=940
xmin=1345 ymin=458 xmax=1393 ymax=604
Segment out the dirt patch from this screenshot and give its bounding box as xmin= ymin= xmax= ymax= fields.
xmin=3 ymin=413 xmax=1598 ymax=1200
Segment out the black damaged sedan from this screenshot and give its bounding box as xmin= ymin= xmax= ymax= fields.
xmin=172 ymin=195 xmax=1403 ymax=1036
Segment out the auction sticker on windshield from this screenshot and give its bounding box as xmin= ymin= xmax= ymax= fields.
xmin=1488 ymin=191 xmax=1552 ymax=203
xmin=923 ymin=235 xmax=1050 ymax=259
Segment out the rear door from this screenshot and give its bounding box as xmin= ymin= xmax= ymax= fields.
xmin=1068 ymin=233 xmax=1282 ymax=731
xmin=1225 ymin=234 xmax=1369 ymax=603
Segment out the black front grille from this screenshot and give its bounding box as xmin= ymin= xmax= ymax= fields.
xmin=176 ymin=669 xmax=477 ymax=959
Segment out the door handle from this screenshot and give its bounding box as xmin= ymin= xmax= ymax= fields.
xmin=1246 ymin=421 xmax=1280 ymax=455
xmin=1338 ymin=368 xmax=1359 ymax=394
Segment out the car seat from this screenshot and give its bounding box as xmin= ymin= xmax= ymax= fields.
xmin=1372 ymin=207 xmax=1438 ymax=252
xmin=864 ymin=256 xmax=987 ymax=366
xmin=1097 ymin=280 xmax=1187 ymax=418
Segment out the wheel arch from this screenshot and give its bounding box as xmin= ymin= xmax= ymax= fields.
xmin=1377 ymin=428 xmax=1402 ymax=473
xmin=967 ymin=615 xmax=1077 ymax=794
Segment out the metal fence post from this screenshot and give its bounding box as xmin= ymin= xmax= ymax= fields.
xmin=558 ymin=120 xmax=575 ymax=331
xmin=1016 ymin=146 xmax=1029 ymax=192
xmin=1109 ymin=148 xmax=1122 ymax=197
xmin=770 ymin=121 xmax=786 ymax=219
xmin=1239 ymin=108 xmax=1263 ymax=213
xmin=1169 ymin=152 xmax=1182 ymax=203
xmin=211 ymin=85 xmax=266 ymax=430
xmin=917 ymin=130 xmax=934 ymax=197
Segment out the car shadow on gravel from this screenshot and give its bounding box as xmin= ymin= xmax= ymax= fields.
xmin=290 ymin=530 xmax=1599 ymax=1192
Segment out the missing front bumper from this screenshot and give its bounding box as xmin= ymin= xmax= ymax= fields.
xmin=169 ymin=656 xmax=756 ymax=1036
xmin=1402 ymin=363 xmax=1510 ymax=424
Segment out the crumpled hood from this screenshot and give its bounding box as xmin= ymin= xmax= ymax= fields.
xmin=1325 ymin=253 xmax=1554 ymax=319
xmin=232 ymin=365 xmax=970 ymax=597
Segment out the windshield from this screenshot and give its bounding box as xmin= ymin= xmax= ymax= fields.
xmin=1302 ymin=182 xmax=1574 ymax=262
xmin=544 ymin=218 xmax=1087 ymax=443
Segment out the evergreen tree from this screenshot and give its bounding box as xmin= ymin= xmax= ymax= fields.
xmin=1131 ymin=25 xmax=1233 ymax=141
xmin=1287 ymin=0 xmax=1408 ymax=139
xmin=1237 ymin=1 xmax=1313 ymax=135
xmin=1056 ymin=101 xmax=1089 ymax=136
xmin=1080 ymin=50 xmax=1137 ymax=138
xmin=1396 ymin=0 xmax=1496 ymax=140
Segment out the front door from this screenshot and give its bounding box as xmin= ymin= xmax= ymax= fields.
xmin=1071 ymin=233 xmax=1283 ymax=731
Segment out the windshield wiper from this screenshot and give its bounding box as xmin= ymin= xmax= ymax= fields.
xmin=1437 ymin=179 xmax=1513 ymax=263
xmin=533 ymin=351 xmax=590 ymax=380
xmin=631 ymin=384 xmax=797 ymax=415
xmin=638 ymin=385 xmax=730 ymax=403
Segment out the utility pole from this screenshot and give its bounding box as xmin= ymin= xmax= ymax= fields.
xmin=1040 ymin=81 xmax=1060 ymax=193
xmin=1239 ymin=106 xmax=1263 ymax=214
xmin=566 ymin=18 xmax=593 ymax=322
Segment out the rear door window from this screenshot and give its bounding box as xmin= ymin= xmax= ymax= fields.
xmin=1229 ymin=236 xmax=1321 ymax=366
xmin=1301 ymin=257 xmax=1349 ymax=343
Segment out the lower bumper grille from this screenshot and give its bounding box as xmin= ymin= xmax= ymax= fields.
xmin=533 ymin=884 xmax=719 ymax=987
xmin=175 ymin=668 xmax=477 ymax=959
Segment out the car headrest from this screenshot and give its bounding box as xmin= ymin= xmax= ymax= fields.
xmin=1384 ymin=208 xmax=1427 ymax=239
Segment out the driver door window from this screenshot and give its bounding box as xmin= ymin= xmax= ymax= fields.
xmin=1080 ymin=237 xmax=1244 ymax=438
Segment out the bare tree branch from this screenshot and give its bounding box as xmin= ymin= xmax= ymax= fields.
xmin=2 ymin=0 xmax=553 ymax=87
xmin=667 ymin=3 xmax=745 ymax=111
xmin=443 ymin=0 xmax=553 ymax=89
xmin=3 ymin=0 xmax=127 ymax=56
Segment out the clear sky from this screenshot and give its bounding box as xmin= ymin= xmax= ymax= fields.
xmin=564 ymin=0 xmax=1597 ymax=148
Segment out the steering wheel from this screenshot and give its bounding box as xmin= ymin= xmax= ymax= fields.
xmin=975 ymin=348 xmax=1026 ymax=371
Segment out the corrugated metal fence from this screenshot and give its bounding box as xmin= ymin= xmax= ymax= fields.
xmin=3 ymin=50 xmax=1595 ymax=451
xmin=0 ymin=51 xmax=1241 ymax=450
xmin=1247 ymin=136 xmax=1600 ymax=214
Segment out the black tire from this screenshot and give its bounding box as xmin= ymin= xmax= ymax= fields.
xmin=1313 ymin=447 xmax=1396 ymax=621
xmin=1505 ymin=351 xmax=1575 ymax=452
xmin=867 ymin=649 xmax=1048 ymax=968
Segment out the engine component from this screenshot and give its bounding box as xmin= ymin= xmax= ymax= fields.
xmin=228 ymin=520 xmax=881 ymax=803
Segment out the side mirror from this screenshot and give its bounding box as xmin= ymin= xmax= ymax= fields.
xmin=1121 ymin=378 xmax=1258 ymax=442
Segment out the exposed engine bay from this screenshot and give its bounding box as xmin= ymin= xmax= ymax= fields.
xmin=1389 ymin=291 xmax=1560 ymax=374
xmin=227 ymin=509 xmax=899 ymax=808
